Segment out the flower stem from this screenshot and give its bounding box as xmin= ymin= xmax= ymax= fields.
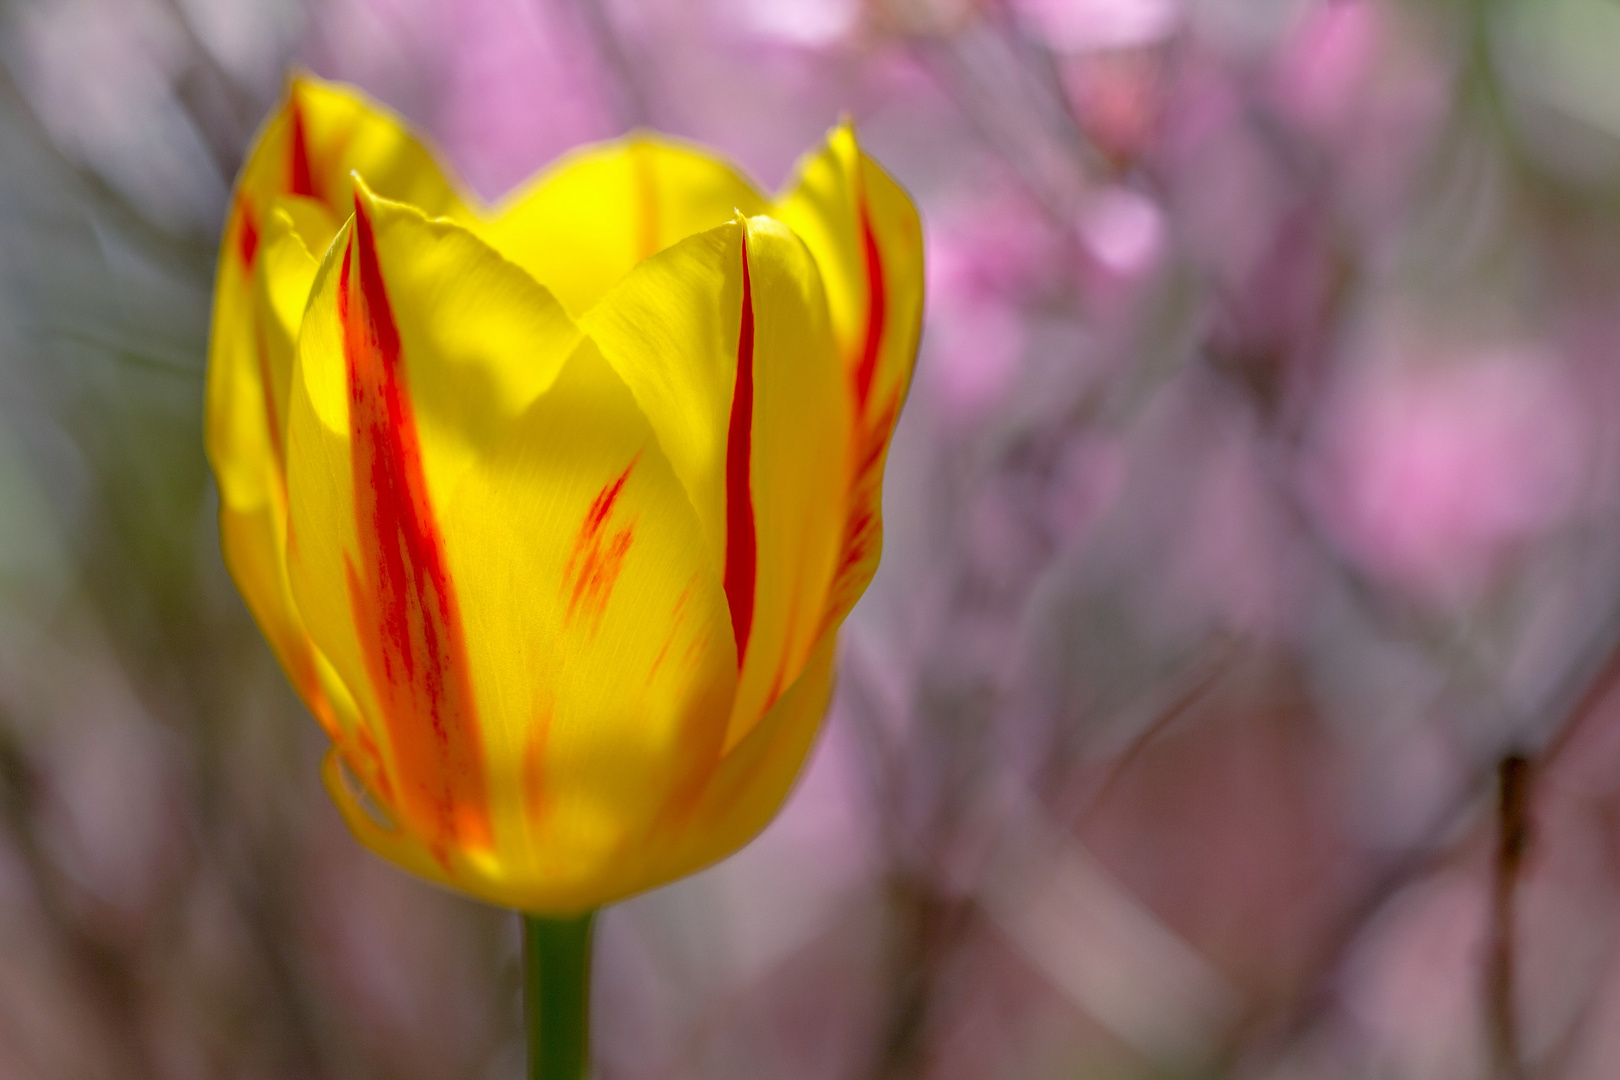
xmin=523 ymin=911 xmax=596 ymax=1080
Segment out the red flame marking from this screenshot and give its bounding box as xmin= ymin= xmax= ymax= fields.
xmin=565 ymin=459 xmax=638 ymax=629
xmin=724 ymin=235 xmax=758 ymax=667
xmin=290 ymin=98 xmax=317 ymax=200
xmin=852 ymin=179 xmax=887 ymax=416
xmin=339 ymin=195 xmax=490 ymax=864
xmin=237 ymin=196 xmax=260 ymax=268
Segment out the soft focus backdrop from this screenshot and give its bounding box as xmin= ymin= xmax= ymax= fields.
xmin=6 ymin=0 xmax=1620 ymax=1077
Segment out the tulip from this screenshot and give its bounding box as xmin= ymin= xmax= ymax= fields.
xmin=206 ymin=75 xmax=921 ymax=1076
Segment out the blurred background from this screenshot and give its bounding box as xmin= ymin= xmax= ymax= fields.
xmin=7 ymin=0 xmax=1620 ymax=1076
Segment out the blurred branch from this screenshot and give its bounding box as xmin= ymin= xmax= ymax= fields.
xmin=978 ymin=0 xmax=1113 ymax=181
xmin=1488 ymin=754 xmax=1532 ymax=1080
xmin=1072 ymin=633 xmax=1244 ymax=821
xmin=1235 ymin=589 xmax=1620 ymax=1074
xmin=906 ymin=25 xmax=1088 ymax=230
xmin=1537 ymin=614 xmax=1620 ymax=771
xmin=871 ymin=876 xmax=974 ymax=1080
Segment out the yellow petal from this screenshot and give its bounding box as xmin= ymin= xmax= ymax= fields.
xmin=206 ymin=194 xmax=355 ymax=746
xmin=217 ymin=500 xmax=339 ymax=728
xmin=251 ymin=204 xmax=322 ymax=464
xmin=775 ymin=122 xmax=925 ymax=628
xmin=213 ymin=76 xmax=471 ymax=489
xmin=442 ymin=336 xmax=738 ymax=911
xmin=206 ymin=74 xmax=469 ymax=763
xmin=212 ymin=204 xmax=362 ymax=741
xmin=480 ymin=134 xmax=769 ymax=317
xmin=205 ymin=211 xmax=281 ymax=514
xmin=645 ymin=629 xmax=837 ymax=890
xmin=294 ymin=179 xmax=582 ymax=517
xmin=288 ymin=180 xmax=578 ymax=866
xmin=210 ymin=72 xmax=460 ymax=507
xmin=583 ymin=216 xmax=850 ymax=753
xmin=237 ymin=74 xmax=472 ymax=232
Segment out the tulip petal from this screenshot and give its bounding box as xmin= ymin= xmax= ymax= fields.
xmin=582 ymin=217 xmax=850 ymax=752
xmin=206 ymin=202 xmax=283 ymax=514
xmin=646 ymin=628 xmax=837 ymax=890
xmin=729 ymin=217 xmax=851 ymax=746
xmin=481 ymin=135 xmax=769 ymax=317
xmin=209 ymin=193 xmax=359 ymax=742
xmin=442 ymin=337 xmax=738 ymax=910
xmin=289 ymin=182 xmax=581 ymax=871
xmin=211 ymin=76 xmax=470 ymax=497
xmin=775 ymin=122 xmax=924 ymax=630
xmin=245 ymin=75 xmax=472 ymax=229
xmin=252 ymin=205 xmax=324 ymax=459
xmin=207 ymin=75 xmax=470 ymax=759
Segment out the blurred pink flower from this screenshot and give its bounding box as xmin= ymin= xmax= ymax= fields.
xmin=927 ymin=302 xmax=1028 ymax=421
xmin=930 ymin=189 xmax=1064 ymax=303
xmin=1077 ymin=184 xmax=1164 ymax=278
xmin=923 ymin=189 xmax=1064 ymax=419
xmin=1272 ymin=0 xmax=1385 ymax=136
xmin=1060 ymin=50 xmax=1167 ymax=167
xmin=427 ymin=0 xmax=621 ymax=198
xmin=729 ymin=0 xmax=862 ymax=48
xmin=1268 ymin=0 xmax=1449 ymax=226
xmin=300 ymin=0 xmax=619 ymax=199
xmin=1012 ymin=0 xmax=1180 ymax=53
xmin=1306 ymin=350 xmax=1591 ymax=601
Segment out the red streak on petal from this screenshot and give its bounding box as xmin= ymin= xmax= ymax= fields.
xmin=822 ymin=166 xmax=903 ymax=632
xmin=820 ymin=393 xmax=899 ymax=636
xmin=724 ymin=234 xmax=758 ymax=668
xmin=237 ymin=196 xmax=260 ymax=268
xmin=587 ymin=460 xmax=633 ymax=532
xmin=646 ymin=580 xmax=695 ymax=685
xmin=241 ymin=196 xmax=283 ymax=474
xmin=852 ymin=179 xmax=887 ymax=416
xmin=289 ymin=98 xmax=317 ymax=200
xmin=339 ymin=195 xmax=490 ymax=861
xmin=565 ymin=458 xmax=638 ymax=630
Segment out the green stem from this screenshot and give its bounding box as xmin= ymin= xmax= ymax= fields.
xmin=523 ymin=911 xmax=597 ymax=1080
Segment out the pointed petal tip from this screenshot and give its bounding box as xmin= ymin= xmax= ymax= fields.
xmin=284 ymin=66 xmax=326 ymax=91
xmin=830 ymin=116 xmax=860 ymax=156
xmin=349 ymin=170 xmax=439 ymax=221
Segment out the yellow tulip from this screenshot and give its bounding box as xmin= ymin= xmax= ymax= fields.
xmin=206 ymin=75 xmax=922 ymax=913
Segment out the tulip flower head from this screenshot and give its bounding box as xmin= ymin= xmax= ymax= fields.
xmin=206 ymin=76 xmax=921 ymax=913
